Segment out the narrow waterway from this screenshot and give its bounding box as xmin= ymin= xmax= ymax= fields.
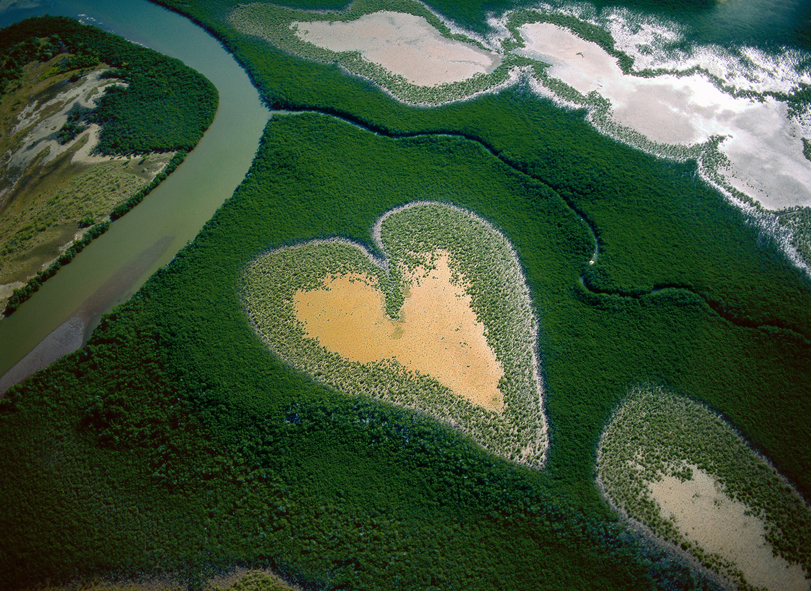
xmin=0 ymin=0 xmax=271 ymax=386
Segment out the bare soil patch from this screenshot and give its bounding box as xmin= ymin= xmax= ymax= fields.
xmin=294 ymin=253 xmax=504 ymax=412
xmin=292 ymin=11 xmax=500 ymax=87
xmin=650 ymin=467 xmax=809 ymax=591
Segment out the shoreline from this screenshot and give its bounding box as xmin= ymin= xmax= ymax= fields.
xmin=0 ymin=314 xmax=86 ymax=397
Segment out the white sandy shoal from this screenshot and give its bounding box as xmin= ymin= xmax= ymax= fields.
xmin=292 ymin=11 xmax=501 ymax=87
xmin=6 ymin=71 xmax=127 ymax=173
xmin=649 ymin=467 xmax=809 ymax=591
xmin=516 ymin=22 xmax=811 ymax=209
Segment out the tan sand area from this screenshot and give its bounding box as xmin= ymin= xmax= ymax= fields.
xmin=292 ymin=11 xmax=500 ymax=87
xmin=649 ymin=467 xmax=809 ymax=591
xmin=293 ymin=253 xmax=504 ymax=412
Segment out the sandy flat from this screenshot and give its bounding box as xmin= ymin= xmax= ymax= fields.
xmin=292 ymin=11 xmax=500 ymax=87
xmin=0 ymin=281 xmax=25 ymax=303
xmin=517 ymin=22 xmax=811 ymax=209
xmin=294 ymin=253 xmax=504 ymax=411
xmin=649 ymin=467 xmax=809 ymax=591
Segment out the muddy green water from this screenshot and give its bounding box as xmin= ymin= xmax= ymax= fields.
xmin=0 ymin=0 xmax=270 ymax=380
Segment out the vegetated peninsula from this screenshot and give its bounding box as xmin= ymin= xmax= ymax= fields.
xmin=0 ymin=16 xmax=218 ymax=314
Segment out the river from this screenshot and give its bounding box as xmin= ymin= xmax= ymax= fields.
xmin=0 ymin=0 xmax=271 ymax=390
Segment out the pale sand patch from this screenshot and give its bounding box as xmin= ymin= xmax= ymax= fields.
xmin=649 ymin=467 xmax=809 ymax=591
xmin=0 ymin=281 xmax=25 ymax=303
xmin=292 ymin=11 xmax=501 ymax=87
xmin=0 ymin=316 xmax=85 ymax=396
xmin=69 ymin=124 xmax=124 ymax=165
xmin=293 ymin=253 xmax=504 ymax=412
xmin=517 ymin=22 xmax=811 ymax=209
xmin=6 ymin=70 xmax=127 ymax=172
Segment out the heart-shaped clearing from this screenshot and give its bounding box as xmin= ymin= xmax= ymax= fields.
xmin=242 ymin=202 xmax=547 ymax=467
xmin=293 ymin=253 xmax=504 ymax=412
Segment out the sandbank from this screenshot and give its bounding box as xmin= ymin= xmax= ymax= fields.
xmin=0 ymin=235 xmax=173 ymax=397
xmin=292 ymin=11 xmax=501 ymax=87
xmin=294 ymin=253 xmax=504 ymax=412
xmin=0 ymin=315 xmax=84 ymax=396
xmin=649 ymin=467 xmax=809 ymax=591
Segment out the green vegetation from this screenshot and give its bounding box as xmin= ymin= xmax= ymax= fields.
xmin=777 ymin=206 xmax=811 ymax=269
xmin=56 ymin=104 xmax=92 ymax=145
xmin=217 ymin=570 xmax=298 ymax=591
xmin=243 ymin=203 xmax=546 ymax=467
xmin=0 ymin=112 xmax=732 ymax=590
xmin=598 ymin=386 xmax=811 ymax=588
xmin=0 ymin=34 xmax=61 ymax=97
xmin=2 ymin=1 xmax=811 ymax=589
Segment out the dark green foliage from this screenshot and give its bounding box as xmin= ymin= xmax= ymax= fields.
xmin=2 ymin=105 xmax=805 ymax=589
xmin=0 ymin=34 xmax=60 ymax=95
xmin=56 ymin=103 xmax=91 ymax=145
xmin=0 ymin=111 xmax=735 ymax=590
xmin=78 ymin=214 xmax=96 ymax=228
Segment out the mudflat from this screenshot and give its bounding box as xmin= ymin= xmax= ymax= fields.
xmin=294 ymin=253 xmax=504 ymax=412
xmin=292 ymin=11 xmax=500 ymax=87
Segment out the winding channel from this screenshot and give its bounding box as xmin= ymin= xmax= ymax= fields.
xmin=0 ymin=0 xmax=271 ymax=391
